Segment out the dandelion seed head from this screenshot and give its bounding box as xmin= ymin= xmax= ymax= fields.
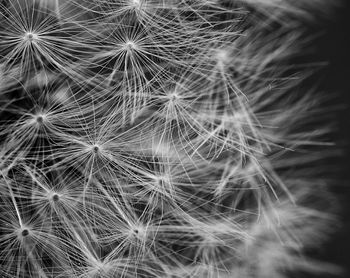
xmin=214 ymin=48 xmax=231 ymax=69
xmin=21 ymin=229 xmax=29 ymax=237
xmin=168 ymin=92 xmax=180 ymax=103
xmin=155 ymin=174 xmax=171 ymax=186
xmin=35 ymin=115 xmax=44 ymax=124
xmin=25 ymin=112 xmax=47 ymax=127
xmin=0 ymin=1 xmax=340 ymax=277
xmin=130 ymin=224 xmax=148 ymax=241
xmin=130 ymin=0 xmax=142 ymax=8
xmin=24 ymin=32 xmax=39 ymax=43
xmin=124 ymin=40 xmax=138 ymax=51
xmin=52 ymin=194 xmax=59 ymax=201
xmin=49 ymin=192 xmax=60 ymax=202
xmin=92 ymin=144 xmax=100 ymax=154
xmin=17 ymin=226 xmax=31 ymax=239
xmin=215 ymin=48 xmax=230 ymax=61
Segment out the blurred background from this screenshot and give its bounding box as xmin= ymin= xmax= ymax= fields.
xmin=309 ymin=0 xmax=350 ymax=277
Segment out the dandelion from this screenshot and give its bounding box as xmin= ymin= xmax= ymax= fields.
xmin=0 ymin=0 xmax=97 ymax=81
xmin=0 ymin=0 xmax=343 ymax=277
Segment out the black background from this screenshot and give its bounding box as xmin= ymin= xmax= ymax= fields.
xmin=310 ymin=1 xmax=350 ymax=277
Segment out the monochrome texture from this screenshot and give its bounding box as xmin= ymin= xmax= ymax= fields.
xmin=0 ymin=0 xmax=342 ymax=277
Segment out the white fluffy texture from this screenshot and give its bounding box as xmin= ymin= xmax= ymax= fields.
xmin=0 ymin=0 xmax=340 ymax=277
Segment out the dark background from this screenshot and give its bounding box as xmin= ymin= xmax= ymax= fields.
xmin=310 ymin=1 xmax=350 ymax=277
